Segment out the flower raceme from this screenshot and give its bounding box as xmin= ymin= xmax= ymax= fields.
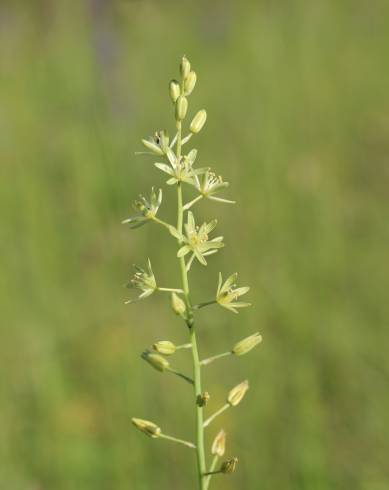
xmin=124 ymin=55 xmax=262 ymax=489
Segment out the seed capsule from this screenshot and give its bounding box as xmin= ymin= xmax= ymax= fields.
xmin=184 ymin=71 xmax=197 ymax=95
xmin=175 ymin=96 xmax=188 ymax=121
xmin=221 ymin=457 xmax=238 ymax=474
xmin=227 ymin=380 xmax=249 ymax=406
xmin=131 ymin=418 xmax=161 ymax=438
xmin=232 ymin=333 xmax=262 ymax=356
xmin=153 ymin=341 xmax=176 ymax=355
xmin=180 ymin=56 xmax=191 ymax=78
xmin=169 ymin=80 xmax=180 ymax=103
xmin=142 ymin=351 xmax=170 ymax=372
xmin=171 ymin=292 xmax=186 ymax=316
xmin=211 ymin=429 xmax=226 ymax=457
xmin=190 ymin=109 xmax=207 ymax=133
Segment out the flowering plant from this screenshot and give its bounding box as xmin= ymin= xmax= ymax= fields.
xmin=124 ymin=56 xmax=262 ymax=489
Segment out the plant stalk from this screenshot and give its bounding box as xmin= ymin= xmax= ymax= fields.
xmin=176 ymin=120 xmax=207 ymax=489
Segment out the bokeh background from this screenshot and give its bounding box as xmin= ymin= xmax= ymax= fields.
xmin=1 ymin=1 xmax=389 ymax=489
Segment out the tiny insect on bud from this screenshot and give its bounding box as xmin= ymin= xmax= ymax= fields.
xmin=180 ymin=56 xmax=191 ymax=78
xmin=227 ymin=380 xmax=249 ymax=407
xmin=196 ymin=392 xmax=210 ymax=407
xmin=142 ymin=351 xmax=170 ymax=372
xmin=131 ymin=418 xmax=161 ymax=438
xmin=153 ymin=341 xmax=176 ymax=355
xmin=141 ymin=138 xmax=164 ymax=155
xmin=190 ymin=109 xmax=207 ymax=133
xmin=232 ymin=333 xmax=262 ymax=356
xmin=221 ymin=457 xmax=238 ymax=474
xmin=211 ymin=429 xmax=226 ymax=457
xmin=175 ymin=96 xmax=188 ymax=121
xmin=184 ymin=71 xmax=197 ymax=95
xmin=169 ymin=79 xmax=181 ymax=103
xmin=171 ymin=292 xmax=186 ymax=316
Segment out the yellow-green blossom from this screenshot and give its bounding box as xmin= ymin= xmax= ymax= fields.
xmin=122 ymin=188 xmax=162 ymax=229
xmin=141 ymin=130 xmax=169 ymax=155
xmin=126 ymin=259 xmax=157 ymax=304
xmin=192 ymin=169 xmax=235 ymax=204
xmin=216 ymin=272 xmax=250 ymax=313
xmin=177 ymin=211 xmax=224 ymax=267
xmin=155 ymin=148 xmax=207 ymax=186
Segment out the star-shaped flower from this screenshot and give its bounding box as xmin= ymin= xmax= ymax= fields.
xmin=177 ymin=211 xmax=224 ymax=267
xmin=155 ymin=148 xmax=207 ymax=186
xmin=141 ymin=130 xmax=170 ymax=155
xmin=192 ymin=169 xmax=235 ymax=204
xmin=126 ymin=259 xmax=157 ymax=304
xmin=216 ymin=272 xmax=250 ymax=313
xmin=122 ymin=188 xmax=162 ymax=229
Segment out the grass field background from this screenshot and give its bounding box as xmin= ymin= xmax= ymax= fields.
xmin=1 ymin=1 xmax=389 ymax=489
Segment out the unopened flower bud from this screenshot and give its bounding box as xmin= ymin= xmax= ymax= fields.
xmin=141 ymin=138 xmax=164 ymax=155
xmin=232 ymin=333 xmax=262 ymax=356
xmin=227 ymin=380 xmax=249 ymax=406
xmin=184 ymin=71 xmax=197 ymax=95
xmin=175 ymin=96 xmax=188 ymax=121
xmin=211 ymin=429 xmax=226 ymax=457
xmin=180 ymin=56 xmax=191 ymax=78
xmin=221 ymin=457 xmax=238 ymax=474
xmin=131 ymin=418 xmax=161 ymax=438
xmin=196 ymin=392 xmax=210 ymax=407
xmin=190 ymin=109 xmax=207 ymax=133
xmin=153 ymin=341 xmax=176 ymax=355
xmin=142 ymin=351 xmax=170 ymax=372
xmin=169 ymin=80 xmax=180 ymax=103
xmin=171 ymin=292 xmax=186 ymax=316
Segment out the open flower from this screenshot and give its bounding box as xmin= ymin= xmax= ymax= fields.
xmin=192 ymin=169 xmax=235 ymax=204
xmin=216 ymin=273 xmax=250 ymax=313
xmin=141 ymin=130 xmax=169 ymax=155
xmin=177 ymin=211 xmax=224 ymax=267
xmin=126 ymin=259 xmax=157 ymax=304
xmin=155 ymin=148 xmax=207 ymax=186
xmin=122 ymin=188 xmax=162 ymax=229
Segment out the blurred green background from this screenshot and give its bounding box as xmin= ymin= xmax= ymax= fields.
xmin=1 ymin=1 xmax=389 ymax=489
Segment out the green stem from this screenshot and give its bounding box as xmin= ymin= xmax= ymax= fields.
xmin=176 ymin=123 xmax=206 ymax=489
xmin=159 ymin=433 xmax=196 ymax=449
xmin=168 ymin=368 xmax=194 ymax=385
xmin=203 ymin=404 xmax=230 ymax=428
xmin=176 ymin=343 xmax=192 ymax=350
xmin=200 ymin=351 xmax=232 ymax=366
xmin=204 ymin=455 xmax=219 ymax=489
xmin=158 ymin=287 xmax=184 ymax=293
xmin=193 ymin=300 xmax=217 ymax=310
